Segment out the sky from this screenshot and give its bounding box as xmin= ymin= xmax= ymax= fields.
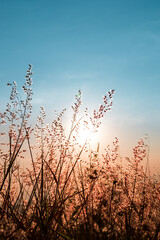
xmin=0 ymin=0 xmax=160 ymax=172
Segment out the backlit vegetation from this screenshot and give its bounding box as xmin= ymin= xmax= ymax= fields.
xmin=0 ymin=65 xmax=160 ymax=239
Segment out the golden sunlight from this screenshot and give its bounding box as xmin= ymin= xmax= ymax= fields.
xmin=77 ymin=124 xmax=91 ymax=146
xmin=76 ymin=121 xmax=100 ymax=149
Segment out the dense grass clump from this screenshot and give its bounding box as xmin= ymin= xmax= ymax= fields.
xmin=0 ymin=65 xmax=160 ymax=240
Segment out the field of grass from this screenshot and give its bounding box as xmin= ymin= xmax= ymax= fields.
xmin=0 ymin=65 xmax=160 ymax=240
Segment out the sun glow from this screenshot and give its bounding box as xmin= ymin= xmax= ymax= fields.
xmin=76 ymin=122 xmax=100 ymax=149
xmin=77 ymin=124 xmax=90 ymax=146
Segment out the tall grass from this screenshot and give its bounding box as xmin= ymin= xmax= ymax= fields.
xmin=0 ymin=65 xmax=160 ymax=240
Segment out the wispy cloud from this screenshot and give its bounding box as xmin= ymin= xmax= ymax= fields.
xmin=60 ymin=71 xmax=96 ymax=81
xmin=32 ymin=97 xmax=45 ymax=105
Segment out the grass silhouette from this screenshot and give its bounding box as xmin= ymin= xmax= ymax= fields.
xmin=0 ymin=65 xmax=159 ymax=240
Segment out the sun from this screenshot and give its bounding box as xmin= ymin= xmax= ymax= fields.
xmin=77 ymin=124 xmax=90 ymax=146
xmin=76 ymin=121 xmax=100 ymax=148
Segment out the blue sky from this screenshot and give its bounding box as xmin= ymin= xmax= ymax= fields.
xmin=0 ymin=0 xmax=160 ymax=170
